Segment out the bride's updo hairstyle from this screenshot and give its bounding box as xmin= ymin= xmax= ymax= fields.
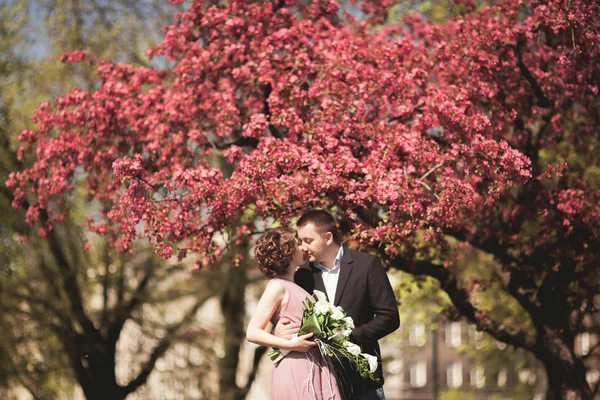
xmin=254 ymin=228 xmax=298 ymax=278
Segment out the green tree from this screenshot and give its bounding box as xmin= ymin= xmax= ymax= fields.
xmin=0 ymin=1 xmax=223 ymax=399
xmin=0 ymin=3 xmax=70 ymax=397
xmin=2 ymin=2 xmax=269 ymax=398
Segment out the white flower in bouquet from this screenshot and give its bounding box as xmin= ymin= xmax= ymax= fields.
xmin=315 ymin=299 xmax=333 ymax=314
xmin=345 ymin=342 xmax=361 ymax=356
xmin=343 ymin=316 xmax=355 ymax=329
xmin=313 ymin=290 xmax=333 ymax=314
xmin=342 ymin=326 xmax=353 ymax=337
xmin=331 ymin=306 xmax=345 ymax=320
xmin=364 ymin=353 xmax=378 ymax=373
xmin=313 ymin=290 xmax=328 ymax=302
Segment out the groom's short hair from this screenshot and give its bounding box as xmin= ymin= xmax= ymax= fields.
xmin=297 ymin=210 xmax=339 ymax=242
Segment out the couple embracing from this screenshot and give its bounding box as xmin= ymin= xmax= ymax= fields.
xmin=246 ymin=210 xmax=400 ymax=400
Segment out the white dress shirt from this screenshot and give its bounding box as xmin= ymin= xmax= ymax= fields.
xmin=314 ymin=245 xmax=344 ymax=303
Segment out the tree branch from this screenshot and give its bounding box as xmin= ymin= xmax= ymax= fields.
xmin=513 ymin=39 xmax=551 ymax=108
xmin=263 ymin=83 xmax=283 ymax=139
xmin=273 ymin=0 xmax=286 ymax=13
xmin=38 ymin=257 xmax=66 ymax=309
xmin=101 ymin=241 xmax=111 ymax=327
xmin=592 ymin=379 xmax=600 ymax=399
xmin=0 ymin=304 xmax=72 ymax=342
xmin=388 ymin=105 xmax=424 ymax=124
xmin=116 ymin=253 xmax=126 ymax=307
xmin=42 ymin=212 xmax=98 ymax=338
xmin=2 ymin=287 xmax=71 ymax=326
xmin=384 ymin=254 xmax=536 ymax=350
xmin=444 ymin=230 xmax=545 ymax=322
xmin=241 ymin=346 xmax=268 ymax=397
xmin=3 ymin=348 xmax=43 ymax=400
xmin=121 ymin=289 xmax=216 ymax=397
xmin=106 ymin=258 xmax=157 ymax=346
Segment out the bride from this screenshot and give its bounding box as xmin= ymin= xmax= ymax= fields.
xmin=246 ymin=228 xmax=341 ymax=399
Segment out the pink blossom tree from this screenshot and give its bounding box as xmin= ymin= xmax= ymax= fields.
xmin=7 ymin=0 xmax=599 ymax=398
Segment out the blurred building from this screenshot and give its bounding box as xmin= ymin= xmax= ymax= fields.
xmin=380 ymin=320 xmax=547 ymax=400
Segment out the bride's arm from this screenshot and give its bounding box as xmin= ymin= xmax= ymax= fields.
xmin=246 ymin=280 xmax=315 ymax=352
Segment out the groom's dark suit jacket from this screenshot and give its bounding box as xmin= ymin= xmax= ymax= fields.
xmin=294 ymin=248 xmax=400 ymax=393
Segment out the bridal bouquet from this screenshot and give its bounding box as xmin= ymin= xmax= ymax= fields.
xmin=268 ymin=290 xmax=379 ymax=385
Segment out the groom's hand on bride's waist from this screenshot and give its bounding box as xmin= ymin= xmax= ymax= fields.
xmin=273 ymin=317 xmax=300 ymax=340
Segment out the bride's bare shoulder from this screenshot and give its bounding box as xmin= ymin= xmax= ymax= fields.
xmin=265 ymin=278 xmax=286 ymax=294
xmin=265 ymin=278 xmax=289 ymax=308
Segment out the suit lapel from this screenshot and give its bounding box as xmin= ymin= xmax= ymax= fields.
xmin=334 ymin=248 xmax=354 ymax=306
xmin=310 ymin=263 xmax=327 ymax=299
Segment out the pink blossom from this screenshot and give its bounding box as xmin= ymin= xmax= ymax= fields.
xmin=6 ymin=0 xmax=598 ymax=277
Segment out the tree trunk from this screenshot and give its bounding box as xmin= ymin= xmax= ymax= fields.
xmin=219 ymin=249 xmax=248 ymax=400
xmin=66 ymin=336 xmax=126 ymax=400
xmin=75 ymin=363 xmax=125 ymax=400
xmin=540 ymin=353 xmax=593 ymax=400
xmin=79 ymin=380 xmax=125 ymax=400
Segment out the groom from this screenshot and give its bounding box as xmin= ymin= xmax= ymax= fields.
xmin=274 ymin=209 xmax=400 ymax=400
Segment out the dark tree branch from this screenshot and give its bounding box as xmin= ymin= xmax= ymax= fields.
xmin=3 ymin=287 xmax=71 ymax=326
xmin=217 ymin=136 xmax=260 ymax=149
xmin=241 ymin=346 xmax=268 ymax=397
xmin=101 ymin=242 xmax=111 ymax=327
xmin=0 ymin=304 xmax=73 ymax=345
xmin=107 ymin=258 xmax=157 ymax=346
xmin=38 ymin=258 xmax=66 ymax=309
xmin=443 ymin=231 xmax=587 ymax=361
xmin=445 ymin=231 xmax=543 ymax=316
xmin=121 ymin=289 xmax=215 ymax=397
xmin=447 ymin=227 xmax=546 ymax=270
xmin=192 ymin=134 xmax=259 ymax=155
xmin=42 ymin=211 xmax=98 ymax=338
xmin=534 ymin=256 xmax=580 ymax=347
xmin=3 ymin=349 xmax=43 ymax=400
xmin=263 ymin=83 xmax=283 ymax=139
xmin=124 ymin=261 xmax=155 ymax=313
xmin=116 ymin=253 xmax=126 ymax=307
xmin=388 ymin=105 xmax=424 ymax=124
xmin=513 ymin=38 xmax=551 ymax=108
xmin=273 ymin=0 xmax=285 ymax=13
xmin=592 ymin=380 xmax=600 ymax=399
xmin=385 ymin=255 xmax=536 ymax=350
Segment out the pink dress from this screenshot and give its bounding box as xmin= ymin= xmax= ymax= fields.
xmin=270 ymin=278 xmax=341 ymax=400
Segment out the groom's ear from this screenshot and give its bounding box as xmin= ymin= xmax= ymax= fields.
xmin=326 ymin=232 xmax=333 ymax=245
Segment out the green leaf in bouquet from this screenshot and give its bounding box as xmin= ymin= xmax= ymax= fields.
xmin=303 ymin=299 xmax=315 ymax=312
xmin=299 ymin=313 xmax=322 ymax=336
xmin=268 ymin=349 xmax=285 ymax=364
xmin=317 ymin=314 xmax=328 ymax=329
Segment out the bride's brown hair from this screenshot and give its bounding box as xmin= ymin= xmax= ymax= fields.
xmin=254 ymin=228 xmax=298 ymax=278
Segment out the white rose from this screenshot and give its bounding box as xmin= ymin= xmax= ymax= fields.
xmin=343 ymin=316 xmax=355 ymax=329
xmin=313 ymin=290 xmax=328 ymax=302
xmin=345 ymin=342 xmax=361 ymax=356
xmin=342 ymin=327 xmax=353 ymax=337
xmin=364 ymin=354 xmax=378 ymax=373
xmin=314 ymin=300 xmax=333 ymax=315
xmin=331 ymin=306 xmax=344 ymax=320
